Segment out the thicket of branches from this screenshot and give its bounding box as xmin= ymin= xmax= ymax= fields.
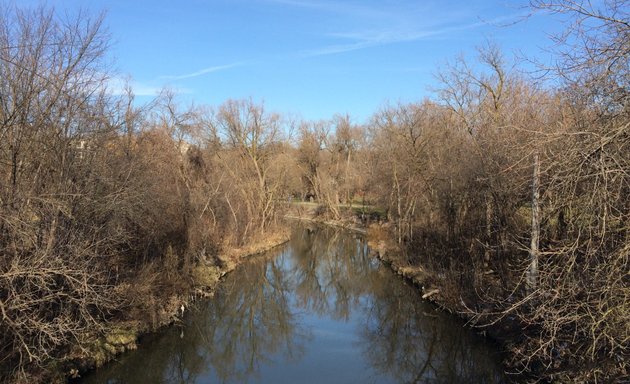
xmin=0 ymin=5 xmax=293 ymax=381
xmin=297 ymin=1 xmax=626 ymax=381
xmin=0 ymin=1 xmax=627 ymax=382
xmin=291 ymin=1 xmax=628 ymax=381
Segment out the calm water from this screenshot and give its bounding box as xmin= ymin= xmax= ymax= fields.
xmin=80 ymin=225 xmax=505 ymax=383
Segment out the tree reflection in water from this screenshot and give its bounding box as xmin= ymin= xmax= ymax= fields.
xmin=360 ymin=268 xmax=504 ymax=383
xmin=80 ymin=225 xmax=503 ymax=383
xmin=196 ymin=251 xmax=308 ymax=382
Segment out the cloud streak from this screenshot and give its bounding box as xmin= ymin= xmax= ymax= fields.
xmin=107 ymin=76 xmax=162 ymax=96
xmin=262 ymin=0 xmax=526 ymax=58
xmin=107 ymin=76 xmax=194 ymax=97
xmin=300 ymin=13 xmax=524 ymax=57
xmin=160 ymin=62 xmax=243 ymax=80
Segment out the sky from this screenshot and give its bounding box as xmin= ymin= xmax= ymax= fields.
xmin=17 ymin=0 xmax=566 ymax=123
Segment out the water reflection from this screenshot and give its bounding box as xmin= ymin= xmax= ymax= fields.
xmin=80 ymin=225 xmax=504 ymax=384
xmin=289 ymin=227 xmax=373 ymax=321
xmin=194 ymin=253 xmax=308 ymax=382
xmin=361 ymin=268 xmax=503 ymax=383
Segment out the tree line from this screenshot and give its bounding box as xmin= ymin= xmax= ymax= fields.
xmin=0 ymin=1 xmax=627 ymax=382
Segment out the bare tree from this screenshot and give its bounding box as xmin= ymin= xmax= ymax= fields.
xmin=212 ymin=99 xmax=288 ymax=238
xmin=0 ymin=5 xmax=122 ymax=378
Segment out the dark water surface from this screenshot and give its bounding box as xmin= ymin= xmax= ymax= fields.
xmin=80 ymin=225 xmax=505 ymax=383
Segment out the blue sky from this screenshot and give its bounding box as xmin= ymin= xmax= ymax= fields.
xmin=18 ymin=0 xmax=564 ymax=123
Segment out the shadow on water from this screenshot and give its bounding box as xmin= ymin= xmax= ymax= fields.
xmin=80 ymin=225 xmax=505 ymax=383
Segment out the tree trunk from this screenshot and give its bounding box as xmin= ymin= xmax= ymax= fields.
xmin=528 ymin=153 xmax=540 ymax=290
xmin=484 ymin=193 xmax=493 ymax=269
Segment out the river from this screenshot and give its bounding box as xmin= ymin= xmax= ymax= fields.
xmin=79 ymin=225 xmax=505 ymax=383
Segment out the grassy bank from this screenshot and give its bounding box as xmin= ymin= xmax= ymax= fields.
xmin=28 ymin=229 xmax=290 ymax=383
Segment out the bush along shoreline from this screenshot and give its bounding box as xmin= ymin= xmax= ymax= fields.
xmin=365 ymin=220 xmax=627 ymax=383
xmin=45 ymin=230 xmax=291 ymax=383
xmin=292 ymin=202 xmax=627 ymax=383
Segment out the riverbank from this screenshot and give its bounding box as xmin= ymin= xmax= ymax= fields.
xmin=365 ymin=228 xmax=542 ymax=382
xmin=367 ymin=233 xmax=450 ymax=309
xmin=285 ymin=202 xmax=369 ymax=235
xmin=287 ymin=206 xmax=446 ymax=306
xmin=302 ymin=208 xmax=625 ymax=382
xmin=285 ymin=206 xmax=520 ymax=378
xmin=75 ymin=225 xmax=506 ymax=383
xmin=37 ymin=229 xmax=291 ymax=383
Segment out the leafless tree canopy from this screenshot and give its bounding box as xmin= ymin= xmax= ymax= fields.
xmin=359 ymin=2 xmax=629 ymax=381
xmin=0 ymin=6 xmax=293 ymax=381
xmin=0 ymin=1 xmax=627 ymax=382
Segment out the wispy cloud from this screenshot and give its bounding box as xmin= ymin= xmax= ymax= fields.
xmin=131 ymin=84 xmax=164 ymax=96
xmin=107 ymin=63 xmax=241 ymax=97
xmin=261 ymin=0 xmax=526 ymax=58
xmin=299 ymin=26 xmax=465 ymax=57
xmin=106 ymin=76 xmax=192 ymax=97
xmin=300 ymin=13 xmax=523 ymax=57
xmin=107 ymin=76 xmax=162 ymax=96
xmin=160 ymin=62 xmax=243 ymax=80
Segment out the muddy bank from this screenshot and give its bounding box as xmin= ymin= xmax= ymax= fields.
xmin=285 ymin=203 xmax=370 ymax=235
xmin=366 ymin=233 xmax=457 ymax=315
